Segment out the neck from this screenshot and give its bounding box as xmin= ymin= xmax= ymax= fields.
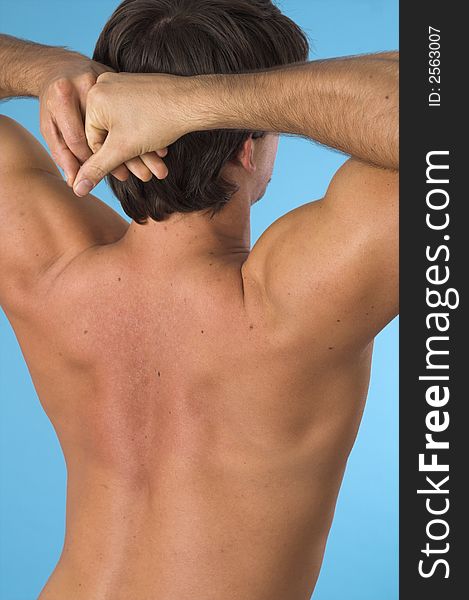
xmin=123 ymin=190 xmax=252 ymax=262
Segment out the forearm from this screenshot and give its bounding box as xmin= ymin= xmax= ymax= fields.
xmin=0 ymin=34 xmax=78 ymax=99
xmin=191 ymin=53 xmax=399 ymax=170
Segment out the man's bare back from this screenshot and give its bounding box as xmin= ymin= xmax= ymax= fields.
xmin=1 ymin=11 xmax=398 ymax=598
xmin=13 ymin=217 xmax=370 ymax=600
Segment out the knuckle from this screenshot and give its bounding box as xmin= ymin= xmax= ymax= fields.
xmin=96 ymin=71 xmax=113 ymax=84
xmin=52 ymin=77 xmax=74 ymax=99
xmin=81 ymin=72 xmax=97 ymax=88
xmin=76 ymin=74 xmax=97 ymax=98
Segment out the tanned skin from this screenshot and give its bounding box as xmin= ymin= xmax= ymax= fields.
xmin=0 ymin=31 xmax=398 ymax=600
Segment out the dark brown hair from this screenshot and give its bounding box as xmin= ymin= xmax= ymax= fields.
xmin=93 ymin=0 xmax=309 ymax=223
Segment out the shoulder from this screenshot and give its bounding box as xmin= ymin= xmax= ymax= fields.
xmin=243 ymin=158 xmax=399 ymax=352
xmin=0 ymin=116 xmax=129 ymax=315
xmin=0 ymin=114 xmax=58 ymax=174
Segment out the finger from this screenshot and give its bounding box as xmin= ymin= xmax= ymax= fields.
xmin=124 ymin=156 xmax=153 ymax=182
xmin=140 ymin=152 xmax=169 ymax=180
xmin=111 ymin=164 xmax=131 ymax=182
xmin=156 ymin=148 xmax=168 ymax=158
xmin=85 ymin=119 xmax=107 ymax=156
xmin=45 ymin=119 xmax=81 ymax=184
xmin=90 ymin=138 xmax=130 ymax=183
xmin=55 ymin=95 xmax=93 ymax=164
xmin=73 ymin=135 xmax=125 ymax=197
xmin=83 ymin=106 xmax=133 ymax=184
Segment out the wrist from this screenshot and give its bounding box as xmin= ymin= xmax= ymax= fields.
xmin=37 ymin=49 xmax=90 ymax=96
xmin=185 ymin=75 xmax=227 ymax=132
xmin=0 ymin=34 xmax=94 ymax=99
xmin=145 ymin=73 xmax=224 ymax=137
xmin=185 ymin=71 xmax=272 ymax=134
xmin=161 ymin=74 xmax=221 ymax=136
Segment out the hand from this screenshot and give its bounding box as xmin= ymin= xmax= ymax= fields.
xmin=73 ymin=72 xmax=193 ymax=197
xmin=39 ymin=56 xmax=132 ymax=185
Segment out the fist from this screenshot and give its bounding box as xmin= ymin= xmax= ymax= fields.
xmin=73 ymin=72 xmax=192 ymax=196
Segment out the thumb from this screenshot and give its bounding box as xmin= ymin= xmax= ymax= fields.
xmin=73 ymin=137 xmax=123 ymax=197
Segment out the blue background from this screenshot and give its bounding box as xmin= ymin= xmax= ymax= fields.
xmin=0 ymin=1 xmax=398 ymax=599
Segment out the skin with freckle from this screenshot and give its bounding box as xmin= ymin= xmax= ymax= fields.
xmin=0 ymin=159 xmax=397 ymax=600
xmin=0 ymin=140 xmax=398 ymax=600
xmin=0 ymin=48 xmax=398 ymax=600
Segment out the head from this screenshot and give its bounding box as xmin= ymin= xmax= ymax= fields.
xmin=93 ymin=0 xmax=309 ymax=223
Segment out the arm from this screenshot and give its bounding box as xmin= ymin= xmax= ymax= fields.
xmin=200 ymin=52 xmax=398 ymax=169
xmin=74 ymin=52 xmax=398 ymax=192
xmin=0 ymin=34 xmax=94 ymax=100
xmin=0 ymin=36 xmax=131 ymax=311
xmin=0 ymin=34 xmax=110 ymax=183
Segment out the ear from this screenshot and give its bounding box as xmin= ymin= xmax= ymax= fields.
xmin=236 ymin=135 xmax=257 ymax=173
